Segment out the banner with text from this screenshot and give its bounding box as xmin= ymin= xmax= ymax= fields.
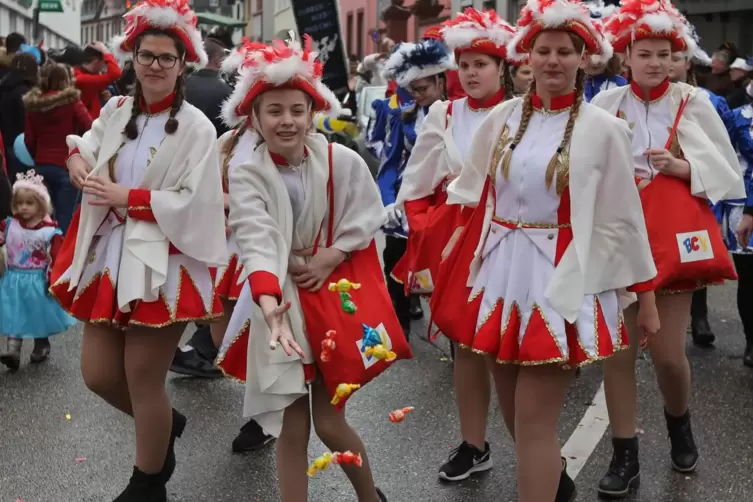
xmin=291 ymin=0 xmax=349 ymax=97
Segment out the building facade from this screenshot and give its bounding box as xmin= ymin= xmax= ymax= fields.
xmin=0 ymin=0 xmax=80 ymax=48
xmin=674 ymin=0 xmax=752 ymax=55
xmin=273 ymin=0 xmax=295 ymax=39
xmin=340 ymin=0 xmax=376 ymax=60
xmin=80 ymin=0 xmax=125 ymax=47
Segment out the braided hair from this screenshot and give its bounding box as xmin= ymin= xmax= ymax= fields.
xmin=123 ymin=29 xmax=187 ymax=141
xmin=500 ymin=33 xmax=587 ymax=193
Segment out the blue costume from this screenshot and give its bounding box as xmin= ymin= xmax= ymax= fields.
xmin=584 ymin=74 xmax=628 ymax=102
xmin=367 ymin=87 xmax=414 ymax=238
xmin=0 ymin=216 xmax=75 ymax=338
xmin=718 ymin=104 xmax=753 ymax=251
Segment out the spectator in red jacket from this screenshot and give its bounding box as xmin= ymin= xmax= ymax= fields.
xmin=73 ymin=42 xmax=122 ymax=119
xmin=24 ymin=63 xmax=92 ymax=233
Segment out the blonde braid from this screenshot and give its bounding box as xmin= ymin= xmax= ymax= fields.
xmin=546 ymin=68 xmax=585 ymax=195
xmin=500 ymin=80 xmax=535 ymax=181
xmin=222 ymin=123 xmax=247 ymax=188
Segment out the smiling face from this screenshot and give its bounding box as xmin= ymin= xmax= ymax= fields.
xmin=255 ymin=88 xmax=313 ymax=155
xmin=529 ymin=31 xmax=586 ymax=96
xmin=133 ymin=33 xmax=185 ymax=99
xmin=668 ymin=52 xmax=690 ymax=83
xmin=627 ymin=38 xmax=672 ymax=89
xmin=457 ymin=52 xmax=502 ymax=100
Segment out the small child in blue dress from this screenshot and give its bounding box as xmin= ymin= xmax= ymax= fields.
xmin=0 ymin=170 xmax=75 ymax=371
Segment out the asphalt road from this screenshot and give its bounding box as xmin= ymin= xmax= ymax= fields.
xmin=1 ymin=282 xmax=752 ymax=502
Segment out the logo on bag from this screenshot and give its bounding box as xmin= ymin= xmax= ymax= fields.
xmin=676 ymin=231 xmax=714 ymax=263
xmin=409 ymin=269 xmax=434 ymax=293
xmin=356 ymin=323 xmax=392 ymax=369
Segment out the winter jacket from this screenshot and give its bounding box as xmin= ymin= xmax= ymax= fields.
xmin=0 ymin=71 xmax=35 ymax=159
xmin=23 ymin=87 xmax=93 ymax=168
xmin=73 ymin=53 xmax=122 ymax=119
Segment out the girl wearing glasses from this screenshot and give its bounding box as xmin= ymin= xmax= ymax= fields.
xmin=49 ymin=1 xmax=227 ymax=500
xmin=378 ymin=39 xmax=454 ymax=339
xmin=391 ymin=8 xmax=516 ymax=483
xmin=592 ymin=0 xmax=744 ymax=497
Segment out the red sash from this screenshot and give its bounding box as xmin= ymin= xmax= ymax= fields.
xmin=429 ymin=177 xmax=490 ymax=346
xmin=296 ymin=145 xmax=412 ymax=409
xmin=639 ymin=95 xmax=737 ymax=290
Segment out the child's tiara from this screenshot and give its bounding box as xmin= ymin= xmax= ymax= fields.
xmin=13 ymin=169 xmax=52 ymax=206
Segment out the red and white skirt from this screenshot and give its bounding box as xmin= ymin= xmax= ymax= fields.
xmin=215 ymin=234 xmax=245 ymax=301
xmin=50 ymin=211 xmax=222 ymax=328
xmin=469 ymin=218 xmax=627 ymax=367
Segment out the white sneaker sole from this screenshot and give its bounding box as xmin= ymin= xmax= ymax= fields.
xmin=438 ymin=457 xmax=494 ymax=482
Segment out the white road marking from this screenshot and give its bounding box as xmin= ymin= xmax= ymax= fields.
xmin=561 ymin=382 xmax=610 ymax=479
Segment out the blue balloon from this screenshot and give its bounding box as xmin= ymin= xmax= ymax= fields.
xmin=13 ymin=134 xmax=34 ymax=167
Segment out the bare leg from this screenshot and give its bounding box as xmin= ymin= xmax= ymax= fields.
xmin=123 ymin=323 xmax=185 ymax=474
xmin=80 ymin=323 xmax=133 ymax=416
xmin=649 ymin=293 xmax=693 ymax=416
xmin=603 ymin=304 xmax=640 ymax=438
xmin=209 ymin=298 xmax=236 ymax=350
xmin=453 ymin=346 xmax=491 ymax=449
xmin=514 ymin=365 xmax=575 ymax=502
xmin=311 ymin=380 xmax=380 ymax=502
xmin=489 ymin=360 xmax=518 ymax=437
xmin=276 ymin=395 xmax=312 ymax=502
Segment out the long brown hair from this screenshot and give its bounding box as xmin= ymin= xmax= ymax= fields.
xmin=123 ymin=29 xmax=186 ymax=140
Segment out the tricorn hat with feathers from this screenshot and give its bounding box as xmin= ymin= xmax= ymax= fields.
xmin=381 ymin=39 xmax=455 ymax=88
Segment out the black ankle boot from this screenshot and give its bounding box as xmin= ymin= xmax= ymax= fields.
xmin=665 ymin=409 xmax=699 ymax=473
xmin=690 ymin=316 xmax=715 ymax=347
xmin=376 ymin=487 xmax=387 ymax=501
xmin=555 ymin=457 xmax=576 ymax=502
xmin=598 ymin=437 xmax=640 ymax=499
xmin=113 ymin=467 xmax=167 ymax=502
xmin=744 ymin=343 xmax=753 ymax=368
xmin=160 ymin=408 xmax=187 ymax=483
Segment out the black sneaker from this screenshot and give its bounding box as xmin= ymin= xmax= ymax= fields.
xmin=169 ymin=348 xmax=223 ymax=378
xmin=232 ymin=419 xmax=275 ymax=453
xmin=665 ymin=409 xmax=699 ymax=473
xmin=438 ymin=441 xmax=492 ymax=482
xmin=189 ymin=325 xmax=219 ymax=361
xmin=690 ymin=317 xmax=715 ymax=347
xmin=30 ymin=338 xmax=51 ymax=363
xmin=598 ymin=437 xmax=640 ymax=499
xmin=409 ymin=296 xmax=424 ymax=321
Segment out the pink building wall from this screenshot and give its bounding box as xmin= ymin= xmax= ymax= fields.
xmin=339 ymin=0 xmax=381 ymax=59
xmin=339 ymin=0 xmax=452 ymax=59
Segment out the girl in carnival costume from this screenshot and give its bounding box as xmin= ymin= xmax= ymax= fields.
xmin=593 ymin=0 xmax=744 ymax=497
xmin=215 ymin=35 xmax=399 ymax=501
xmin=436 ymin=0 xmax=660 ymax=499
xmin=583 ymin=1 xmax=628 ymax=102
xmin=668 ymin=40 xmax=738 ymax=348
xmin=392 ymin=7 xmax=516 ymax=482
xmin=379 ymin=39 xmax=455 ymax=336
xmin=723 ymin=98 xmax=753 ymax=367
xmin=0 ymin=170 xmax=75 ymax=370
xmin=48 ymin=0 xmax=228 ymax=499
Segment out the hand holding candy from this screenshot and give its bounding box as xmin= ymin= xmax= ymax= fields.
xmin=330 ymin=383 xmax=360 ymax=406
xmin=320 ymin=330 xmax=337 ymax=362
xmin=389 ymin=407 xmax=415 ymax=423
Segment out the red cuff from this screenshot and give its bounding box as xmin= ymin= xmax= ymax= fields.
xmin=127 ymin=189 xmax=156 ymax=222
xmin=249 ymin=271 xmax=283 ymax=305
xmin=634 ymin=176 xmax=642 ymax=186
xmin=627 ymin=278 xmax=655 ymax=293
xmin=404 ymin=197 xmax=432 ymax=232
xmin=65 ymin=148 xmax=81 ymax=170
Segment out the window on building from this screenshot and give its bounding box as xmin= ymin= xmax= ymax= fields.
xmin=356 ymin=10 xmax=364 ymax=59
xmin=346 ymin=12 xmax=353 ymax=56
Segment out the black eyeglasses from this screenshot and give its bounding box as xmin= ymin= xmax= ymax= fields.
xmin=135 ymin=51 xmax=181 ymax=69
